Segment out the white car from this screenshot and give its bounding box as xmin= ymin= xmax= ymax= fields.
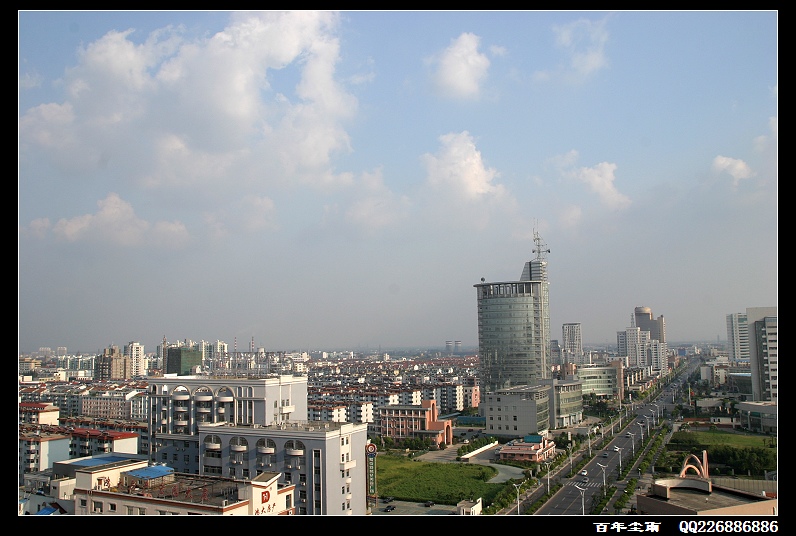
xmin=613 ymin=446 xmax=621 ymax=452
xmin=580 ymin=469 xmax=588 ymax=476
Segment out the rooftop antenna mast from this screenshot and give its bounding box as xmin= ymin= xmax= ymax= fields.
xmin=531 ymin=227 xmax=550 ymax=261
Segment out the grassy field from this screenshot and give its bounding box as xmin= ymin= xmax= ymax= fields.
xmin=375 ymin=452 xmax=506 ymax=505
xmin=672 ymin=429 xmax=774 ymax=448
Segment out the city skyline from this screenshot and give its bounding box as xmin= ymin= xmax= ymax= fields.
xmin=19 ymin=11 xmax=778 ymax=355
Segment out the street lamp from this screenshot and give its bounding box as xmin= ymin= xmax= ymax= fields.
xmin=588 ymin=433 xmax=592 ymax=457
xmin=568 ymin=443 xmax=574 ymax=476
xmin=512 ymin=480 xmax=525 ymax=515
xmin=648 ymin=409 xmax=656 ymax=427
xmin=653 ymin=403 xmax=660 ymax=422
xmin=637 ymin=422 xmax=644 ymax=442
xmin=628 ymin=432 xmax=635 ymax=456
xmin=616 ymin=447 xmax=623 ymax=475
xmin=575 ymin=484 xmax=587 ymax=515
xmin=544 ymin=461 xmax=552 ymax=494
xmin=597 ymin=462 xmax=607 ymax=489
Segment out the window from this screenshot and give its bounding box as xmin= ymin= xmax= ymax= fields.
xmin=109 ymin=503 xmax=116 ymax=512
xmin=126 ymin=506 xmax=135 ymax=515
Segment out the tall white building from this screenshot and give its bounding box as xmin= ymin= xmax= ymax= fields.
xmin=475 ymin=231 xmax=551 ymax=393
xmin=617 ymin=326 xmax=651 ymax=368
xmin=726 ymin=312 xmax=750 ymax=362
xmin=746 ymin=307 xmax=777 ymax=402
xmin=124 ymin=342 xmax=147 ymax=377
xmin=562 ymin=323 xmax=583 ymax=364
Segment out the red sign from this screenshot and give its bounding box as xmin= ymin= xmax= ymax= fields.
xmin=261 ymin=490 xmax=270 ymax=502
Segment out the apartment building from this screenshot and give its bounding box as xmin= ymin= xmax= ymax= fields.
xmin=147 ymin=373 xmax=368 ymax=515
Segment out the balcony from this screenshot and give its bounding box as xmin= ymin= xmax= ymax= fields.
xmin=197 ymin=407 xmax=211 ymax=413
xmin=216 ymin=396 xmax=233 ymax=403
xmin=257 ymin=446 xmax=275 ymax=454
xmin=339 ymin=459 xmax=356 ymax=471
xmin=285 ymin=448 xmax=304 ymax=456
xmin=174 ymin=420 xmax=189 ymax=426
xmin=172 ymin=393 xmax=190 ymax=401
xmin=230 ymin=444 xmax=247 ymax=452
xmin=205 ymin=442 xmax=221 ymax=450
xmin=194 ymin=394 xmax=213 ymax=402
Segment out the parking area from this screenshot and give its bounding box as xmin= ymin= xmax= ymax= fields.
xmin=369 ymin=499 xmax=457 ymax=516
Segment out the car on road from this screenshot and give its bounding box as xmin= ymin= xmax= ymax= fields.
xmin=384 ymin=505 xmax=396 ymax=512
xmin=613 ymin=446 xmax=621 ymax=452
xmin=581 ymin=477 xmax=589 ymax=483
xmin=383 ymin=497 xmax=395 ymax=503
xmin=602 ymin=452 xmax=609 ymax=458
xmin=424 ymin=501 xmax=435 ymax=507
xmin=580 ymin=469 xmax=588 ymax=476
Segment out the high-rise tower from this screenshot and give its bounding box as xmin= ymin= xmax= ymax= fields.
xmin=475 ymin=230 xmax=551 ymax=393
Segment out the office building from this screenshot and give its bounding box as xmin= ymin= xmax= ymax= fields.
xmin=475 ymin=230 xmax=551 ymax=393
xmin=746 ymin=307 xmax=777 ymax=402
xmin=165 ymin=347 xmax=202 ymax=376
xmin=634 ymin=306 xmax=666 ymax=343
xmin=562 ymin=323 xmax=584 ymax=364
xmin=483 ymin=384 xmax=550 ymax=437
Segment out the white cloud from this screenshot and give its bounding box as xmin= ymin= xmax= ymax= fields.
xmin=239 ymin=195 xmax=279 ymax=233
xmin=754 ymin=116 xmax=778 ymax=155
xmin=558 ymin=205 xmax=583 ymax=230
xmin=19 ymin=11 xmax=359 ymax=200
xmin=19 ymin=71 xmax=42 ymax=90
xmin=49 ymin=193 xmax=189 ymax=247
xmin=20 ymin=218 xmax=51 ymax=239
xmin=489 ymin=45 xmax=508 ymax=57
xmin=344 ymin=168 xmax=411 ymax=232
xmin=535 ymin=17 xmax=610 ymax=82
xmin=571 ymin=161 xmax=631 ymax=210
xmin=431 ymin=33 xmax=490 ymax=99
xmin=422 ymin=131 xmax=503 ymax=200
xmin=712 ymin=156 xmax=755 ymax=187
xmin=553 ymin=150 xmax=631 ymax=211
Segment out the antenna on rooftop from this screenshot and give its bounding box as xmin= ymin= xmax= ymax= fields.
xmin=531 ymin=227 xmax=550 ymax=261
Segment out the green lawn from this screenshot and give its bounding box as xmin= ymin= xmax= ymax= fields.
xmin=375 ymin=452 xmax=505 ymax=505
xmin=673 ymin=430 xmax=774 ymax=448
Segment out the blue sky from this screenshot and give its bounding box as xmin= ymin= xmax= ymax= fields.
xmin=18 ymin=11 xmax=778 ymax=355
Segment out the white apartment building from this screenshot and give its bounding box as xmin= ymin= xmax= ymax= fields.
xmin=146 ymin=373 xmax=368 ymax=515
xmin=124 ymin=342 xmax=147 ymax=378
